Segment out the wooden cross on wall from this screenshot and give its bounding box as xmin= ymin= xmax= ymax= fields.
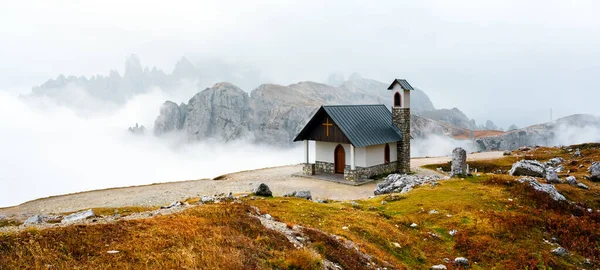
xmin=322 ymin=118 xmax=333 ymax=136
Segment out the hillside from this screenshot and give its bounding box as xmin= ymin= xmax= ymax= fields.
xmin=1 ymin=144 xmax=599 ymax=269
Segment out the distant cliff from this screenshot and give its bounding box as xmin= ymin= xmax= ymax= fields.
xmin=154 ymin=77 xmax=448 ymax=146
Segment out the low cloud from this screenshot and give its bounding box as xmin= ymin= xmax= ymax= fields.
xmin=0 ymin=90 xmax=302 ymax=207
xmin=411 ymin=135 xmax=476 ymax=158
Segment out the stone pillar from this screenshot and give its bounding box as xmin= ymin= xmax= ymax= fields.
xmin=304 ymin=140 xmax=309 ymax=164
xmin=450 ymin=147 xmax=467 ymax=177
xmin=350 ymin=144 xmax=355 ymax=170
xmin=393 ymin=107 xmax=411 ymax=173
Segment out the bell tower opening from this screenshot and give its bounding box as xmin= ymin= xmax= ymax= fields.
xmin=394 ymin=92 xmax=401 ymax=107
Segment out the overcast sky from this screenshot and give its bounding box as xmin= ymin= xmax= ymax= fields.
xmin=1 ymin=0 xmax=598 ymax=127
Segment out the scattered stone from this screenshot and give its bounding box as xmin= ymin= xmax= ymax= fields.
xmin=161 ymin=201 xmax=183 ymax=209
xmin=436 ymin=167 xmax=444 ymax=172
xmin=503 ymin=150 xmax=512 ymax=156
xmin=588 ymin=162 xmax=600 ymax=181
xmin=349 ymin=201 xmax=360 ymax=208
xmin=392 ymin=242 xmax=401 ymax=248
xmin=545 ymin=157 xmax=565 ymax=167
xmin=454 ymin=257 xmax=469 ymax=266
xmin=428 ymin=210 xmax=439 ymax=215
xmin=264 ymin=214 xmax=273 ymax=220
xmin=565 ymin=176 xmax=577 ymax=185
xmin=546 ymin=168 xmax=560 ymax=183
xmin=107 ymin=250 xmax=120 ymax=254
xmin=381 ymin=200 xmax=387 ymax=205
xmin=283 ymin=190 xmax=312 ymax=200
xmin=449 ymin=230 xmax=457 ymax=236
xmin=574 ymin=148 xmax=582 ymax=157
xmin=410 ymin=223 xmax=418 ymax=228
xmin=552 ymin=247 xmax=569 ymax=256
xmin=431 ymin=264 xmax=447 ymax=270
xmin=450 ymin=147 xmax=467 ymax=177
xmin=520 ymin=146 xmax=531 ymax=151
xmin=0 ymin=215 xmax=5 ymax=220
xmin=315 ymin=199 xmax=329 ymax=203
xmin=577 ymin=182 xmax=590 ymax=190
xmin=518 ymin=177 xmax=566 ymax=201
xmin=509 ymin=160 xmax=546 ymax=177
xmin=254 ymin=183 xmax=272 ymax=197
xmin=62 ymin=209 xmax=95 ymax=223
xmin=201 ymin=195 xmax=214 ymax=203
xmin=24 ymin=215 xmax=44 ymax=225
xmin=342 ymin=226 xmax=349 ymax=230
xmin=374 ymin=174 xmax=441 ymax=195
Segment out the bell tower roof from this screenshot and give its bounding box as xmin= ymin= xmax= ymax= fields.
xmin=387 ymin=79 xmax=414 ymax=91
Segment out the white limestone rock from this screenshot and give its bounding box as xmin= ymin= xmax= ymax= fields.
xmin=546 ymin=168 xmax=561 ymax=184
xmin=62 ymin=209 xmax=95 ymax=223
xmin=454 ymin=257 xmax=469 ymax=266
xmin=552 ymin=247 xmax=569 ymax=256
xmin=431 ymin=264 xmax=447 ymax=270
xmin=565 ymin=176 xmax=577 ymax=185
xmin=374 ymin=174 xmax=441 ymax=195
xmin=518 ymin=177 xmax=566 ymax=201
xmin=509 ymin=160 xmax=546 ymax=178
xmin=588 ymin=162 xmax=600 ymax=181
xmin=24 ymin=215 xmax=44 ymax=225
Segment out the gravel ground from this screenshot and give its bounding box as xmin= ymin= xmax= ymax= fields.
xmin=0 ymin=151 xmax=503 ymax=219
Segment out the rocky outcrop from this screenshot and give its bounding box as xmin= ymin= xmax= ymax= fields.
xmin=374 ymin=174 xmax=441 ymax=195
xmin=450 ymin=147 xmax=467 ymax=177
xmin=589 ymin=162 xmax=600 ymax=181
xmin=154 ymin=101 xmax=187 ymax=135
xmin=518 ymin=177 xmax=566 ymax=201
xmin=509 ymin=160 xmax=546 ymax=177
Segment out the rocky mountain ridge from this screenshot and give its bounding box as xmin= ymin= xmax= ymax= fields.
xmin=475 ymin=114 xmax=600 ymax=151
xmin=154 ymin=79 xmax=473 ymax=146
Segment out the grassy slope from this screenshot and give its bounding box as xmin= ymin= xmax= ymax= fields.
xmin=1 ymin=144 xmax=599 ymax=269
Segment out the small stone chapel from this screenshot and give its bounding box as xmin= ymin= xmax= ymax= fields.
xmin=294 ymin=79 xmax=413 ymax=181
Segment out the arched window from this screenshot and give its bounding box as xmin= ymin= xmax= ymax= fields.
xmin=394 ymin=92 xmax=401 ymax=107
xmin=384 ymin=143 xmax=390 ymax=164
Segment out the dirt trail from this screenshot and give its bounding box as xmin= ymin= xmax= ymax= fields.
xmin=0 ymin=151 xmax=503 ymax=218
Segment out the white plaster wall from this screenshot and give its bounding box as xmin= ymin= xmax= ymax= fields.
xmin=365 ymin=143 xmax=397 ymax=167
xmin=354 ymin=146 xmax=367 ymax=167
xmin=314 ymin=141 xmax=367 ymax=167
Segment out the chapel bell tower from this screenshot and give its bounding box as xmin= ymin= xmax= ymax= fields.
xmin=387 ymin=79 xmax=413 ymax=173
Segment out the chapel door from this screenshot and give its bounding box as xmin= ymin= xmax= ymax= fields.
xmin=334 ymin=144 xmax=345 ymax=174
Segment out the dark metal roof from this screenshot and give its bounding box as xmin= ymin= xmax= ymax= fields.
xmin=387 ymin=79 xmax=414 ymax=90
xmin=294 ymin=104 xmax=403 ymax=147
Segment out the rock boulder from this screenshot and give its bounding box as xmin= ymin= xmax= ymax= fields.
xmin=509 ymin=160 xmax=546 ymax=177
xmin=518 ymin=177 xmax=566 ymax=201
xmin=254 ymin=183 xmax=272 ymax=197
xmin=374 ymin=174 xmax=440 ymax=195
xmin=588 ymin=162 xmax=600 ymax=181
xmin=62 ymin=209 xmax=95 ymax=223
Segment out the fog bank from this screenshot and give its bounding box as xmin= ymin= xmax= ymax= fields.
xmin=0 ymin=90 xmax=301 ymax=207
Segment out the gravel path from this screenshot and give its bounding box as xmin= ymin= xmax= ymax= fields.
xmin=0 ymin=151 xmax=503 ymax=218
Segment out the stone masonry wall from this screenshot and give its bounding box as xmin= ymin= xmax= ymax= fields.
xmin=314 ymin=161 xmax=398 ymax=181
xmin=393 ymin=107 xmax=411 ymax=173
